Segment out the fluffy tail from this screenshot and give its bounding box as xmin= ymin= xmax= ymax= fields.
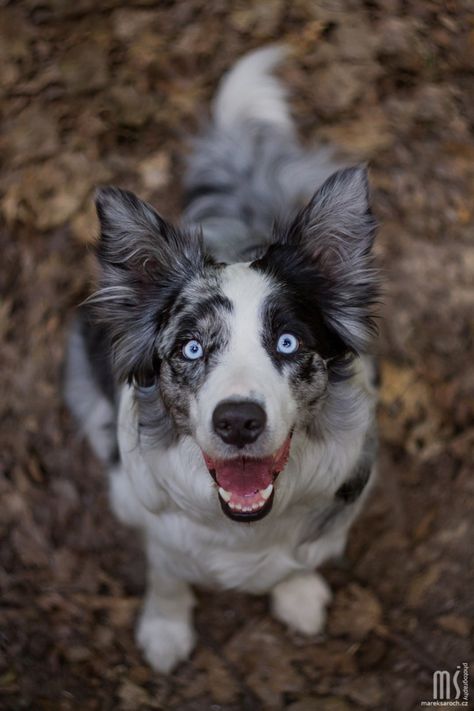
xmin=213 ymin=45 xmax=293 ymax=134
xmin=183 ymin=46 xmax=339 ymax=261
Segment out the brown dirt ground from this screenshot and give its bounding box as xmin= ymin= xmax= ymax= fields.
xmin=1 ymin=1 xmax=473 ymax=710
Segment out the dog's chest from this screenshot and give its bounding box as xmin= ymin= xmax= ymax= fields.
xmin=145 ymin=507 xmax=311 ymax=593
xmin=116 ymin=383 xmax=374 ymax=593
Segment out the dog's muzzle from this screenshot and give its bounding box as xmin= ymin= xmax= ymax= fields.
xmin=202 ymin=434 xmax=292 ymax=523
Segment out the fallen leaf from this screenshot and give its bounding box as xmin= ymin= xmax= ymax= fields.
xmin=319 ymin=107 xmax=393 ymax=158
xmin=118 ymin=679 xmax=158 ymax=710
xmin=437 ymin=614 xmax=471 ymax=638
xmin=339 ymin=674 xmax=383 ymax=708
xmin=287 ymin=698 xmax=351 ymax=711
xmin=1 ymin=153 xmax=110 ymax=230
xmin=407 ymin=563 xmax=443 ymax=608
xmin=1 ymin=105 xmax=59 ymax=167
xmin=138 ymin=151 xmax=171 ymax=191
xmin=328 ymin=585 xmax=382 ymax=641
xmin=58 ymin=40 xmax=109 ymax=93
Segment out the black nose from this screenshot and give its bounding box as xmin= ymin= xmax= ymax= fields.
xmin=212 ymin=400 xmax=267 ymax=448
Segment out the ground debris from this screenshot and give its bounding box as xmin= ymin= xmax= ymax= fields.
xmin=1 ymin=2 xmax=473 ymax=709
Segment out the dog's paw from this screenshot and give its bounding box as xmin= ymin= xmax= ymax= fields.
xmin=271 ymin=572 xmax=331 ymax=636
xmin=136 ymin=614 xmax=195 ymax=673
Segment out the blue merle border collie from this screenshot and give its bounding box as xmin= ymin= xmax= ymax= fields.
xmin=65 ymin=46 xmax=379 ymax=673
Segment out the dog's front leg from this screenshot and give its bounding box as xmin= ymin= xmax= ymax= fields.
xmin=136 ymin=559 xmax=196 ymax=674
xmin=270 ymin=571 xmax=331 ymax=636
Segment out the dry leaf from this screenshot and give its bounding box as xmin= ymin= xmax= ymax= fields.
xmin=328 ymin=585 xmax=382 ymax=641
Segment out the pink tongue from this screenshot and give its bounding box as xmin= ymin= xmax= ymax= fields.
xmin=215 ymin=458 xmax=274 ymax=497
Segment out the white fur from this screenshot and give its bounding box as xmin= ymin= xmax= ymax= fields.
xmin=136 ymin=564 xmax=196 ymax=674
xmin=136 ymin=614 xmax=195 ymax=675
xmin=109 ymin=261 xmax=376 ymax=671
xmin=213 ymin=45 xmax=293 ymax=133
xmin=72 ymin=46 xmax=379 ymax=673
xmin=271 ymin=572 xmax=331 ymax=635
xmin=112 ymin=378 xmax=373 ymax=671
xmin=192 ymin=264 xmax=296 ymax=460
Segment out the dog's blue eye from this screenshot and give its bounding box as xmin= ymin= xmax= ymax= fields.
xmin=277 ymin=333 xmax=299 ymax=355
xmin=182 ymin=339 xmax=204 ymax=360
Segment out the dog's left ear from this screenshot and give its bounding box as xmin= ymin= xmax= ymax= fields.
xmin=287 ymin=165 xmax=376 ymax=262
xmin=269 ymin=166 xmax=379 ymax=353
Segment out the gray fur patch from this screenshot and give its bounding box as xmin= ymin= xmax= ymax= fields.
xmin=136 ymin=270 xmax=233 ymax=444
xmin=299 ymin=428 xmax=377 ymax=543
xmin=183 ymin=125 xmax=341 ymax=263
xmin=89 ymin=187 xmax=209 ymax=387
xmin=77 ymin=309 xmax=115 ymax=405
xmin=64 ymin=317 xmax=118 ymax=464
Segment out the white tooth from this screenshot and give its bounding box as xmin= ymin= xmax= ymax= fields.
xmin=218 ymin=487 xmax=231 ymax=502
xmin=236 ymin=503 xmax=242 ymax=510
xmin=261 ymin=484 xmax=273 ymax=500
xmin=244 ymin=507 xmax=251 ymax=512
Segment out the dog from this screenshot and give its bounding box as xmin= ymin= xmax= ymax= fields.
xmin=65 ymin=46 xmax=379 ymax=673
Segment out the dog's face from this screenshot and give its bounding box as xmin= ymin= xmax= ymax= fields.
xmin=93 ymin=167 xmax=377 ymax=522
xmin=153 ymin=262 xmax=331 ymax=521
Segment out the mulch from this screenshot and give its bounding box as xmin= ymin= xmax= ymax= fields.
xmin=1 ymin=1 xmax=473 ymax=709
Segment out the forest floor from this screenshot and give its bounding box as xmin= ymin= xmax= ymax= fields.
xmin=0 ymin=1 xmax=473 ymax=709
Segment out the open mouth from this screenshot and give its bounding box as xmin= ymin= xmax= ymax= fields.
xmin=203 ymin=436 xmax=292 ymax=522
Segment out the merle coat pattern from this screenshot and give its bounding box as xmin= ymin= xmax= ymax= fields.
xmin=65 ymin=46 xmax=379 ymax=673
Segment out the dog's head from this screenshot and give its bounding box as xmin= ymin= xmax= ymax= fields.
xmin=92 ymin=167 xmax=378 ymax=522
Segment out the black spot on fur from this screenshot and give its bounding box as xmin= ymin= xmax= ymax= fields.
xmin=296 ymin=355 xmax=322 ymax=385
xmin=136 ymin=272 xmax=233 ymax=444
xmin=335 ymin=463 xmax=372 ymax=504
xmin=78 ymin=308 xmax=116 ymax=404
xmin=372 ymin=360 xmax=382 ymax=388
xmin=300 ymin=431 xmax=377 ymax=543
xmin=192 ymin=293 xmax=233 ymax=321
xmin=252 ymin=166 xmax=379 ymax=362
xmin=183 ymin=182 xmax=234 ymax=209
xmin=109 ymin=443 xmax=121 ymax=465
xmin=254 ymin=262 xmax=350 ymax=382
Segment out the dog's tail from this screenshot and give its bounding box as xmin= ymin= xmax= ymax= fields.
xmin=183 ymin=46 xmax=338 ymax=261
xmin=213 ymin=45 xmax=293 ymax=135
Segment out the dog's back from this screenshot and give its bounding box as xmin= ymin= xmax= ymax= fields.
xmin=182 ymin=46 xmax=339 ymax=262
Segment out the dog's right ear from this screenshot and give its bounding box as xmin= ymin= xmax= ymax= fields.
xmin=89 ymin=186 xmax=205 ymax=382
xmin=95 ymin=186 xmax=204 ymax=288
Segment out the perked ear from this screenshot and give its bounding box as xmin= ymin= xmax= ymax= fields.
xmin=283 ymin=166 xmax=379 ymax=352
xmin=88 ymin=186 xmax=205 ymax=382
xmin=95 ymin=186 xmax=204 ymax=285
